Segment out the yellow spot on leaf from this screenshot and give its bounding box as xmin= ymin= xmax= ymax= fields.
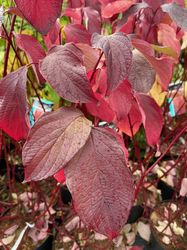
xmin=150 ymin=80 xmax=167 ymax=106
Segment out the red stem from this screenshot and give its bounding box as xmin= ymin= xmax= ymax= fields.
xmin=3 ymin=15 xmax=16 ymax=77
xmin=134 ymin=123 xmax=187 ymax=199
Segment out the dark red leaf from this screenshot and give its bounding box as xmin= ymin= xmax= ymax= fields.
xmin=64 ymin=24 xmax=91 ymax=44
xmin=101 ymin=0 xmax=136 ymax=18
xmin=0 ymin=67 xmax=29 ymax=141
xmin=117 ymin=98 xmax=142 ymax=137
xmin=23 ymin=107 xmax=92 ymax=181
xmin=161 ymin=2 xmax=187 ymax=31
xmin=129 ymin=246 xmax=144 ymax=250
xmin=68 ymin=0 xmax=83 ymax=8
xmin=144 ymin=0 xmax=165 ymax=10
xmin=108 ymin=80 xmax=133 ymax=120
xmin=14 ymin=33 xmax=46 ymax=84
xmin=135 ymin=93 xmax=163 ymax=145
xmin=14 ymin=0 xmax=63 ymax=35
xmin=85 ymin=0 xmax=102 ymax=12
xmin=83 ymin=7 xmax=101 ymax=34
xmin=115 ymin=2 xmax=148 ymax=32
xmin=128 ymin=50 xmax=156 ymax=93
xmin=116 ymin=15 xmax=135 ymax=34
xmin=64 ymin=127 xmax=134 ymax=239
xmin=39 ymin=43 xmax=94 ymax=103
xmin=92 ymin=32 xmax=132 ymax=91
xmin=43 ymin=21 xmax=61 ymax=49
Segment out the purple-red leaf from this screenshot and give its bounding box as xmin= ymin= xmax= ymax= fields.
xmin=14 ymin=33 xmax=46 ymax=83
xmin=144 ymin=0 xmax=165 ymax=11
xmin=135 ymin=93 xmax=163 ymax=145
xmin=83 ymin=7 xmax=101 ymax=34
xmin=65 ymin=127 xmax=134 ymax=239
xmin=115 ymin=2 xmax=149 ymax=31
xmin=64 ymin=24 xmax=91 ymax=44
xmin=92 ymin=32 xmax=132 ymax=91
xmin=0 ymin=67 xmax=29 ymax=141
xmin=128 ymin=50 xmax=156 ymax=93
xmin=22 ymin=107 xmax=92 ymax=181
xmin=14 ymin=0 xmax=63 ymax=35
xmin=39 ymin=43 xmax=94 ymax=103
xmin=108 ymin=80 xmax=133 ymax=120
xmin=161 ymin=2 xmax=187 ymax=31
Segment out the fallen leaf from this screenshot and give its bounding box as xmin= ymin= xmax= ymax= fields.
xmin=137 ymin=221 xmax=151 ymax=241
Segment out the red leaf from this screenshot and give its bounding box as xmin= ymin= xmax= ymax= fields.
xmin=108 ymin=80 xmax=133 ymax=120
xmin=64 ymin=24 xmax=91 ymax=44
xmin=22 ymin=107 xmax=92 ymax=181
xmin=14 ymin=33 xmax=46 ymax=84
xmin=161 ymin=2 xmax=187 ymax=31
xmin=65 ymin=127 xmax=134 ymax=239
xmin=132 ymin=38 xmax=154 ymax=56
xmin=83 ymin=7 xmax=101 ymax=34
xmin=132 ymin=38 xmax=174 ymax=90
xmin=76 ymin=43 xmax=100 ymax=72
xmin=128 ymin=50 xmax=155 ymax=93
xmin=43 ymin=21 xmax=61 ymax=49
xmin=146 ymin=56 xmax=174 ymax=90
xmin=54 ymin=168 xmax=66 ymax=183
xmin=14 ymin=0 xmax=63 ymax=35
xmin=117 ymin=15 xmax=135 ymax=34
xmin=91 ymin=67 xmax=108 ymax=96
xmin=92 ymin=33 xmax=132 ymax=92
xmin=99 ymin=0 xmax=116 ymax=5
xmin=101 ymin=0 xmax=136 ymax=18
xmin=135 ymin=93 xmax=163 ymax=145
xmin=0 ymin=67 xmax=29 ymax=141
xmin=86 ymin=95 xmax=115 ymax=123
xmin=39 ymin=43 xmax=94 ymax=103
xmin=117 ymin=98 xmax=142 ymax=137
xmin=62 ymin=8 xmax=82 ymax=24
xmin=157 ymin=23 xmax=181 ymax=59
